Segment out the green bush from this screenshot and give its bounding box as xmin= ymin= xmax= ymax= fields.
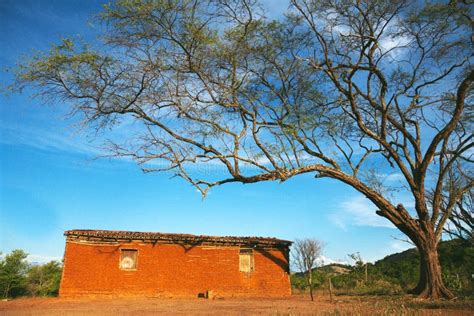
xmin=27 ymin=261 xmax=62 ymax=297
xmin=0 ymin=250 xmax=29 ymax=298
xmin=349 ymin=280 xmax=403 ymax=296
xmin=0 ymin=249 xmax=63 ymax=298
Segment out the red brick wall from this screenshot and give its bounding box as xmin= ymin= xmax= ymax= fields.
xmin=59 ymin=240 xmax=291 ymax=297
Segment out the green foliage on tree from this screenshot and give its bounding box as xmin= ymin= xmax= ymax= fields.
xmin=26 ymin=261 xmax=62 ymax=297
xmin=0 ymin=250 xmax=63 ymax=299
xmin=0 ymin=250 xmax=29 ymax=298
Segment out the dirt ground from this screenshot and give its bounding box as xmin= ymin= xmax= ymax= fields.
xmin=0 ymin=293 xmax=472 ymax=315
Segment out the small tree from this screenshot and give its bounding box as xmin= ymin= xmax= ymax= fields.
xmin=292 ymin=238 xmax=322 ymax=301
xmin=348 ymin=252 xmax=368 ymax=285
xmin=0 ymin=250 xmax=29 ymax=298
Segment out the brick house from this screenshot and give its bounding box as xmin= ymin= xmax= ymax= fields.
xmin=59 ymin=229 xmax=292 ymax=298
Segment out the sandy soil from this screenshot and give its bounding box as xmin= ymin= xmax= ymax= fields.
xmin=0 ymin=293 xmax=472 ymax=315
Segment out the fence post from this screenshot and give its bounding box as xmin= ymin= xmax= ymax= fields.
xmin=328 ymin=277 xmax=334 ymax=303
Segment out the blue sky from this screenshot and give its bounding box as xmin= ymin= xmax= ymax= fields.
xmin=0 ymin=0 xmax=413 ymax=265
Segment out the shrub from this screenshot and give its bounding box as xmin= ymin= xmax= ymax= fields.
xmin=0 ymin=250 xmax=29 ymax=298
xmin=0 ymin=250 xmax=63 ymax=298
xmin=27 ymin=261 xmax=62 ymax=297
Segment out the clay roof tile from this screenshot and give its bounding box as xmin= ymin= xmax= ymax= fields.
xmin=65 ymin=229 xmax=292 ymax=246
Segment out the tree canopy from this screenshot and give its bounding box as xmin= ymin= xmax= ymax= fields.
xmin=0 ymin=249 xmax=29 ymax=298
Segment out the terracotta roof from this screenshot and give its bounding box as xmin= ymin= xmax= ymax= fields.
xmin=65 ymin=229 xmax=292 ymax=247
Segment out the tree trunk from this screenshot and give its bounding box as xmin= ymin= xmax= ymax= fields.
xmin=3 ymin=282 xmax=10 ymax=299
xmin=364 ymin=263 xmax=368 ymax=283
xmin=308 ymin=271 xmax=314 ymax=301
xmin=410 ymin=238 xmax=455 ymax=299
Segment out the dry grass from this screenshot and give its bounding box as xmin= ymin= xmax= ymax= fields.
xmin=0 ymin=292 xmax=472 ymax=315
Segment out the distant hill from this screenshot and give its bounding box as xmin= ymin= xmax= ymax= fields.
xmin=377 ymin=247 xmax=418 ymax=263
xmin=292 ymin=263 xmax=351 ymax=278
xmin=374 ymin=238 xmax=472 ymax=270
xmin=316 ymin=263 xmax=351 ymax=275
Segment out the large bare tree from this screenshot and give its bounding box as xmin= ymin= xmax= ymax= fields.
xmin=14 ymin=0 xmax=472 ymax=299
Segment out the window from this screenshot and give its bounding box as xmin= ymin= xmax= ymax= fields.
xmin=120 ymin=249 xmax=138 ymax=270
xmin=239 ymin=248 xmax=254 ymax=273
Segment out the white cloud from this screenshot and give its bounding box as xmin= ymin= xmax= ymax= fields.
xmin=385 ymin=172 xmax=404 ymax=182
xmin=0 ymin=122 xmax=103 ymax=156
xmin=27 ymin=254 xmax=62 ymax=264
xmin=379 ymin=34 xmax=410 ymax=56
xmin=316 ymin=255 xmax=348 ymax=266
xmin=389 ymin=240 xmax=412 ymax=253
xmin=329 ymin=195 xmax=395 ymax=229
xmin=377 ymin=17 xmax=411 ymax=58
xmin=292 ymin=255 xmax=348 ymax=272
